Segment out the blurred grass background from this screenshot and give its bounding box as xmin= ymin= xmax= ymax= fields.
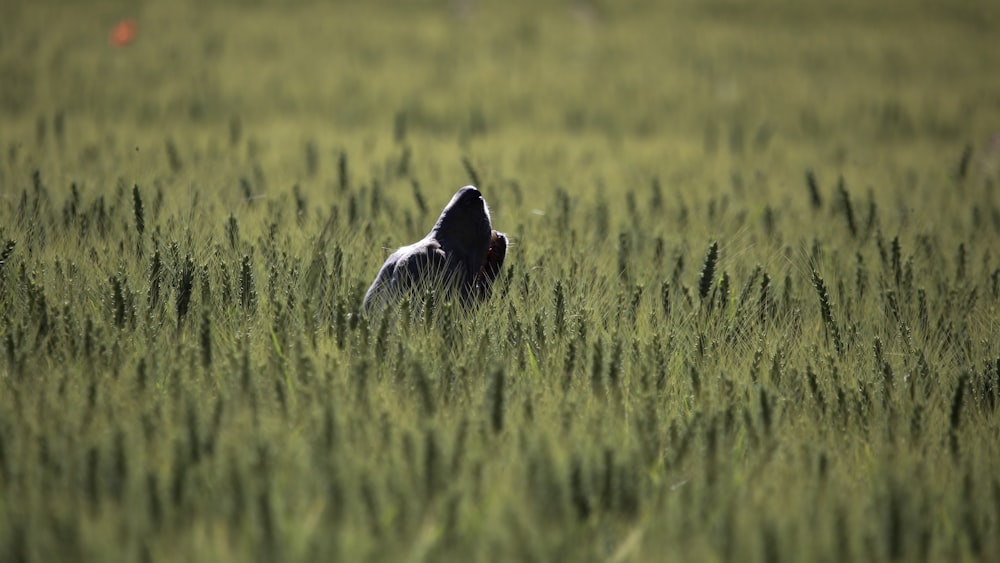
xmin=2 ymin=0 xmax=1000 ymax=561
xmin=5 ymin=0 xmax=999 ymax=143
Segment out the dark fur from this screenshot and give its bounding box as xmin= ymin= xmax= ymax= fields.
xmin=363 ymin=186 xmax=507 ymax=313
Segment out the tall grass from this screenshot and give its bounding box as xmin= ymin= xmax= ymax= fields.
xmin=2 ymin=0 xmax=999 ymax=561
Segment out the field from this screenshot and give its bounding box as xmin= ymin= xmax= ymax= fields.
xmin=2 ymin=0 xmax=1000 ymax=561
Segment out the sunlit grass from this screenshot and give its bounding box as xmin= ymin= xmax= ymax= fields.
xmin=1 ymin=0 xmax=999 ymax=561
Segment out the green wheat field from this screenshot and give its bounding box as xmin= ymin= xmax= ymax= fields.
xmin=2 ymin=0 xmax=999 ymax=561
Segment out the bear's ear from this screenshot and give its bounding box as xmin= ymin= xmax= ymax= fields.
xmin=474 ymin=231 xmax=507 ymax=301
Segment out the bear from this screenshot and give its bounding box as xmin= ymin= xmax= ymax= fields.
xmin=362 ymin=185 xmax=507 ymax=314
